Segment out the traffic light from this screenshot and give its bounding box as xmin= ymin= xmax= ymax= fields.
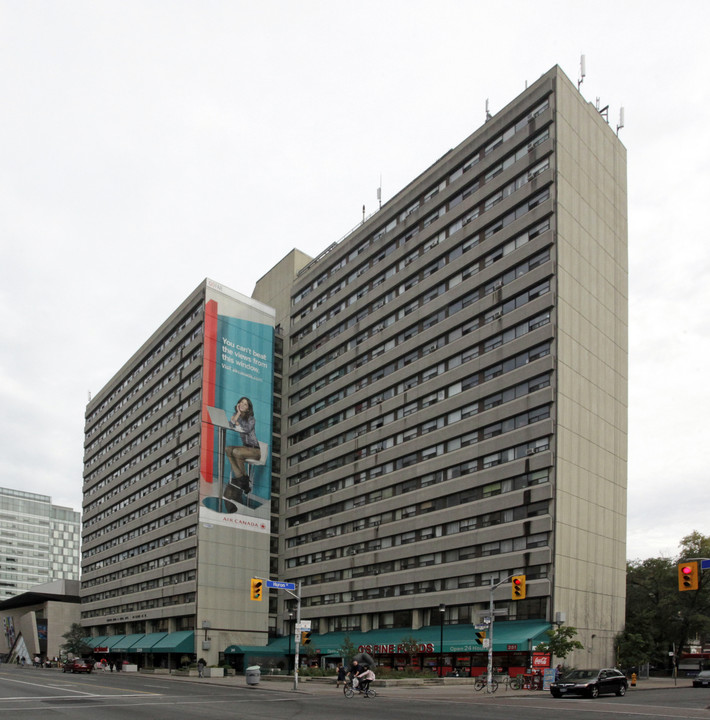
xmin=300 ymin=631 xmax=312 ymax=645
xmin=678 ymin=561 xmax=699 ymax=591
xmin=475 ymin=631 xmax=486 ymax=646
xmin=250 ymin=578 xmax=263 ymax=601
xmin=512 ymin=575 xmax=526 ymax=600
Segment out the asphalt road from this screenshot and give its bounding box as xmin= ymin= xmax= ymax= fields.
xmin=2 ymin=665 xmax=709 ymax=720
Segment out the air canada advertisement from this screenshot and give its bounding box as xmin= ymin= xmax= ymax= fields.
xmin=199 ymin=279 xmax=275 ymax=533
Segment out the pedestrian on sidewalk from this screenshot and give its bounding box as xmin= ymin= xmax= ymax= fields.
xmin=336 ymin=663 xmax=346 ymax=688
xmin=197 ymin=658 xmax=206 ymax=678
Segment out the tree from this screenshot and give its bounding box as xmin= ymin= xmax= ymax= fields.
xmin=622 ymin=531 xmax=710 ymax=670
xmin=615 ymin=630 xmax=653 ymax=669
xmin=61 ymin=623 xmax=91 ymax=658
xmin=534 ymin=625 xmax=583 ymax=660
xmin=337 ymin=634 xmax=358 ymax=665
xmin=675 ymin=532 xmax=710 ymax=656
xmin=624 ymin=556 xmax=678 ymax=668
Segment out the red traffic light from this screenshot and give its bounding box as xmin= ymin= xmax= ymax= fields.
xmin=678 ymin=561 xmax=699 ymax=591
xmin=513 ymin=577 xmax=522 ymax=585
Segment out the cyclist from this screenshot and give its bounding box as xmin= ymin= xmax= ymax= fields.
xmin=347 ymin=659 xmax=361 ymax=688
xmin=357 ymin=665 xmax=376 ymax=695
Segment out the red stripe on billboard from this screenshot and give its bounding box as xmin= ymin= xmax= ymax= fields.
xmin=200 ymin=299 xmax=219 ymax=483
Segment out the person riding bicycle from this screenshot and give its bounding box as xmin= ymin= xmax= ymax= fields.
xmin=347 ymin=659 xmax=360 ymax=687
xmin=357 ymin=665 xmax=375 ymax=694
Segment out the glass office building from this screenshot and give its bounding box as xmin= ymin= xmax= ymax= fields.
xmin=0 ymin=487 xmax=80 ymax=602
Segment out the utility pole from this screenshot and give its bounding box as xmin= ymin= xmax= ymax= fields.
xmin=487 ymin=573 xmax=516 ymax=691
xmin=288 ymin=581 xmax=302 ymax=691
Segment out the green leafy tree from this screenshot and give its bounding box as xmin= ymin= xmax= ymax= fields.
xmin=624 ymin=556 xmax=678 ymax=668
xmin=337 ymin=634 xmax=358 ymax=665
xmin=534 ymin=625 xmax=583 ymax=660
xmin=674 ymin=532 xmax=710 ymax=655
xmin=60 ymin=623 xmax=91 ymax=657
xmin=615 ymin=630 xmax=653 ymax=669
xmin=623 ymin=531 xmax=710 ymax=670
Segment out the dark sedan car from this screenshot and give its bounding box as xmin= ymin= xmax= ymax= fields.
xmin=693 ymin=670 xmax=710 ymax=687
xmin=550 ymin=668 xmax=627 ymax=698
xmin=62 ymin=658 xmax=93 ymax=674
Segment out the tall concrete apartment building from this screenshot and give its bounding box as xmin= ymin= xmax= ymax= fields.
xmin=81 ymin=65 xmax=626 ymax=671
xmin=81 ymin=282 xmax=279 ymax=666
xmin=0 ymin=487 xmax=80 ymax=602
xmin=254 ymin=64 xmax=627 ymax=669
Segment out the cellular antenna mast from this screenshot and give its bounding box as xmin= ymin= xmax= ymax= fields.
xmin=616 ymin=107 xmax=625 ymax=136
xmin=578 ymin=54 xmax=586 ymax=90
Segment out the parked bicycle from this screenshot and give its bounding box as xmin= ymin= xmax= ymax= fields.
xmin=474 ymin=675 xmax=523 ymax=693
xmin=503 ymin=675 xmax=523 ymax=691
xmin=474 ymin=677 xmax=498 ymax=693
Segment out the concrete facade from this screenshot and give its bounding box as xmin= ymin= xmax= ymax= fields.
xmin=80 ymin=65 xmax=627 ymax=671
xmin=257 ymin=65 xmax=627 ymax=669
xmin=81 ymin=281 xmax=277 ymax=666
xmin=0 ymin=580 xmax=81 ymax=661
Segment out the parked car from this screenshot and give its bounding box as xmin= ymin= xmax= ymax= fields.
xmin=550 ymin=668 xmax=627 ymax=698
xmin=63 ymin=658 xmax=93 ymax=674
xmin=693 ymin=670 xmax=710 ymax=688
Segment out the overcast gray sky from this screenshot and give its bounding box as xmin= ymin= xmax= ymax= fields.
xmin=1 ymin=1 xmax=708 ymax=562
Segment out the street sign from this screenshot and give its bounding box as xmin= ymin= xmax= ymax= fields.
xmin=474 ymin=623 xmax=488 ymax=630
xmin=297 ymin=620 xmax=312 ymax=631
xmin=266 ymin=580 xmax=296 ymax=590
xmin=482 ymin=639 xmax=490 ymax=648
xmin=702 ymin=559 xmax=710 ymax=570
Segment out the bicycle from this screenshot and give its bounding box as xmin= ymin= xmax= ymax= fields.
xmin=502 ymin=675 xmax=523 ymax=691
xmin=474 ymin=677 xmax=498 ymax=693
xmin=474 ymin=674 xmax=522 ymax=693
xmin=343 ymin=678 xmax=377 ymax=698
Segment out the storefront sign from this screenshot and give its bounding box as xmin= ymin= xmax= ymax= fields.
xmin=532 ymin=652 xmax=551 ymax=667
xmin=358 ymin=642 xmax=435 ymax=655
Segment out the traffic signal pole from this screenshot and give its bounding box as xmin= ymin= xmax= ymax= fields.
xmin=252 ymin=578 xmax=302 ymax=691
xmin=285 ymin=581 xmax=302 ymax=691
xmin=487 ymin=573 xmax=514 ymax=692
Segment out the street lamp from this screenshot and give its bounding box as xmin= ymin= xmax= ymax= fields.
xmin=287 ymin=612 xmax=293 ymax=674
xmin=439 ymin=603 xmax=446 ymax=677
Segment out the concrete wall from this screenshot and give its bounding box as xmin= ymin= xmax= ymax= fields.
xmin=552 ymin=70 xmax=628 ymax=668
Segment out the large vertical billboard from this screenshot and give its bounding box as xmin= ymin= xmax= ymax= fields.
xmin=199 ymin=279 xmax=275 ymax=533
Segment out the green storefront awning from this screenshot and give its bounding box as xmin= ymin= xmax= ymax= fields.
xmin=111 ymin=633 xmax=146 ymax=650
xmin=84 ymin=635 xmax=108 ymax=649
xmin=104 ymin=634 xmax=129 ymax=649
xmin=130 ymin=632 xmax=169 ymax=652
xmin=225 ymin=621 xmax=552 ymax=657
xmin=151 ymin=631 xmax=195 ymax=653
xmin=446 ymin=620 xmax=552 ymax=653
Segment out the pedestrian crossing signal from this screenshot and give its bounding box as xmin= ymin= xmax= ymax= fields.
xmin=300 ymin=631 xmax=312 ymax=645
xmin=250 ymin=578 xmax=263 ymax=601
xmin=475 ymin=631 xmax=486 ymax=645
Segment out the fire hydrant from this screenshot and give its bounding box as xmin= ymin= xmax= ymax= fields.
xmin=631 ymin=672 xmax=637 ymax=687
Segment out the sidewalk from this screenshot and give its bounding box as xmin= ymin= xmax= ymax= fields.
xmin=154 ymin=671 xmax=692 ymax=697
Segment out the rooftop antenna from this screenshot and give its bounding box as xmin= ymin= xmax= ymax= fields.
xmin=485 ymin=98 xmax=492 ymax=122
xmin=377 ymin=174 xmax=382 ymax=209
xmin=578 ymin=54 xmax=586 ymax=91
xmin=362 ymin=204 xmax=366 ymax=224
xmin=616 ymin=106 xmax=625 ymax=136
